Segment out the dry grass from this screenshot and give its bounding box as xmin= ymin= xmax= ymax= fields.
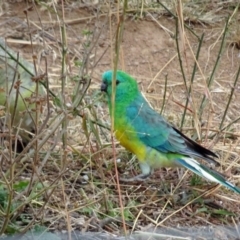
xmin=0 ymin=0 xmax=240 ymax=239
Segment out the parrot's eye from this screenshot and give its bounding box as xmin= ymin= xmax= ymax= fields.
xmin=116 ymin=80 xmax=120 ymax=85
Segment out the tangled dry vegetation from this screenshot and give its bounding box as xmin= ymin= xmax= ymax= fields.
xmin=0 ymin=0 xmax=240 ymax=239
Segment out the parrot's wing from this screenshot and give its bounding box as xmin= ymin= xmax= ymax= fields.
xmin=0 ymin=38 xmax=35 ymax=89
xmin=126 ymin=94 xmax=218 ymax=165
xmin=0 ymin=38 xmax=46 ymax=151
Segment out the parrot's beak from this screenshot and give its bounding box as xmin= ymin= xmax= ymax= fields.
xmin=101 ymin=82 xmax=107 ymax=92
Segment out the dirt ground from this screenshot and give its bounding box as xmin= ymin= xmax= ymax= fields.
xmin=2 ymin=2 xmax=240 ymax=122
xmin=0 ymin=1 xmax=240 ymax=239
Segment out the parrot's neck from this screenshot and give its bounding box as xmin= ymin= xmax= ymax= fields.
xmin=108 ymin=97 xmax=127 ymax=119
xmin=108 ymin=92 xmax=139 ymax=114
xmin=108 ymin=92 xmax=146 ymax=130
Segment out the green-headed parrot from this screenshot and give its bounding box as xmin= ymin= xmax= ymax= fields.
xmin=0 ymin=38 xmax=45 ymax=152
xmin=101 ymin=70 xmax=240 ymax=194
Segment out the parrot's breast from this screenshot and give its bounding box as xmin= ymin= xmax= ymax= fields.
xmin=115 ymin=122 xmax=147 ymax=161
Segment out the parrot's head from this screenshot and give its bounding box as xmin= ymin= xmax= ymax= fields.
xmin=101 ymin=70 xmax=139 ymax=102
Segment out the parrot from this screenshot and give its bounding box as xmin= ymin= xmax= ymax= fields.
xmin=0 ymin=38 xmax=45 ymax=152
xmin=101 ymin=70 xmax=240 ymax=194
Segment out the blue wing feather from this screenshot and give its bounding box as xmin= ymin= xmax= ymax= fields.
xmin=126 ymin=93 xmax=218 ymax=165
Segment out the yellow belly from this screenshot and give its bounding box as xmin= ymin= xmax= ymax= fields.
xmin=115 ymin=124 xmax=173 ymax=168
xmin=115 ymin=127 xmax=146 ymax=161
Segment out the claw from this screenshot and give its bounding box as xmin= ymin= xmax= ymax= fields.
xmin=119 ymin=173 xmax=151 ymax=182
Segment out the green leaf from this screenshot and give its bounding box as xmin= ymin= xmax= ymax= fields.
xmin=13 ymin=180 xmax=29 ymax=192
xmin=213 ymin=209 xmax=235 ymax=216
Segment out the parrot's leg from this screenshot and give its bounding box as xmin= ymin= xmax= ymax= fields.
xmin=119 ymin=162 xmax=152 ymax=182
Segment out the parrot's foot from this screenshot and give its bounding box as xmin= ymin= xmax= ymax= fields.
xmin=119 ymin=162 xmax=152 ymax=182
xmin=119 ymin=173 xmax=151 ymax=182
